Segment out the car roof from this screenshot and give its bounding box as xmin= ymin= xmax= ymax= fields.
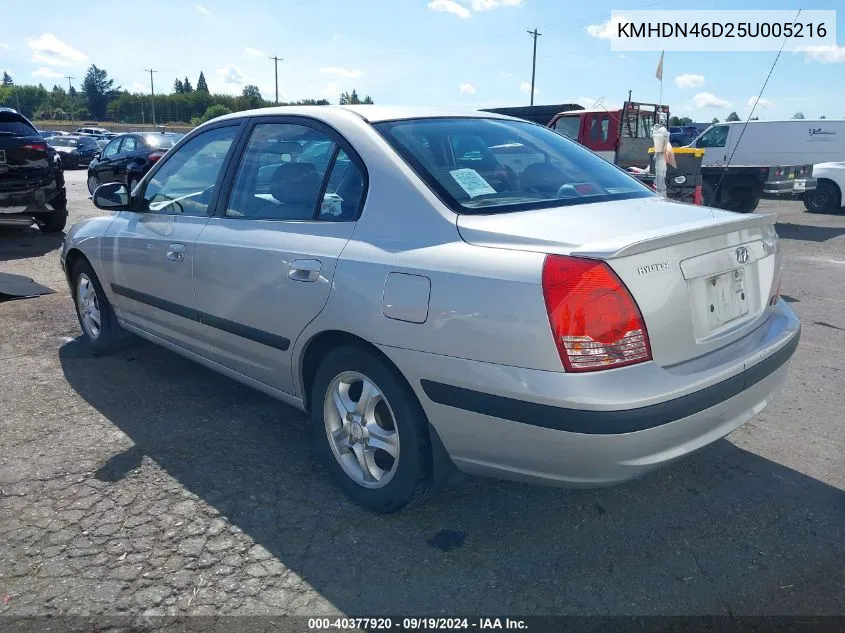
xmin=215 ymin=104 xmax=514 ymax=124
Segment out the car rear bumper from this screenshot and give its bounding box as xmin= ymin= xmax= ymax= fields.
xmin=382 ymin=299 xmax=800 ymax=486
xmin=0 ymin=172 xmax=64 ymax=211
xmin=764 ymin=178 xmax=817 ymax=195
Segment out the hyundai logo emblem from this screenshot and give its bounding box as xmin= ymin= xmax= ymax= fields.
xmin=735 ymin=247 xmax=749 ymax=265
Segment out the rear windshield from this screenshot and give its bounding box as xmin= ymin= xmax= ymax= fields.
xmin=144 ymin=135 xmax=177 ymax=149
xmin=374 ymin=117 xmax=652 ymax=214
xmin=0 ymin=112 xmax=38 ymax=136
xmin=49 ymin=138 xmax=80 ymax=147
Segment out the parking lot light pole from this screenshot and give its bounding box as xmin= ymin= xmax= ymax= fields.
xmin=527 ymin=28 xmax=542 ymax=106
xmin=65 ymin=76 xmax=75 ymax=127
xmin=145 ymin=69 xmax=158 ymax=128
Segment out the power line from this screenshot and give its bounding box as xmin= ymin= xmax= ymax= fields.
xmin=269 ymin=55 xmax=283 ymax=105
xmin=527 ymin=29 xmax=542 ymax=106
xmin=145 ymin=69 xmax=158 ymax=127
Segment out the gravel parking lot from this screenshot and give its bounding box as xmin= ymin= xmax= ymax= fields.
xmin=1 ymin=169 xmax=844 ymax=618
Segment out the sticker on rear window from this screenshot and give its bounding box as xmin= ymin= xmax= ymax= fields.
xmin=449 ymin=168 xmax=497 ymax=198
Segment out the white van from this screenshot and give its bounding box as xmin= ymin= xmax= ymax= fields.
xmin=688 ymin=120 xmax=824 ymax=212
xmin=694 ymin=119 xmax=845 ymax=168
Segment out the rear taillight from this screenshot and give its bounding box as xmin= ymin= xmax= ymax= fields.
xmin=542 ymin=255 xmax=652 ymax=372
xmin=22 ymin=143 xmax=48 ymax=151
xmin=148 ymin=151 xmax=166 ymax=163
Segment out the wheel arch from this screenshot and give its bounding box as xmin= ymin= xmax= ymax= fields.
xmin=297 ymin=329 xmax=463 ymax=490
xmin=819 ymin=177 xmax=843 ymax=206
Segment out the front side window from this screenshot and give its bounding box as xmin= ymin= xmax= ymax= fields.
xmin=552 ymin=116 xmax=580 ymax=140
xmin=376 ymin=118 xmax=652 ymax=214
xmin=102 ymin=139 xmax=121 ymax=158
xmin=141 ymin=125 xmax=238 ymax=216
xmin=226 ymin=123 xmax=363 ymax=221
xmin=121 ymin=137 xmax=137 ymax=152
xmin=696 ymin=125 xmax=729 ymax=148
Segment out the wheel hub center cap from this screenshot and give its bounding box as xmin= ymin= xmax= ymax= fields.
xmin=350 ymin=422 xmax=364 ymax=442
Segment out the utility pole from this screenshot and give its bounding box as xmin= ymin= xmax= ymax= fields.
xmin=66 ymin=76 xmax=75 ymax=126
xmin=527 ymin=28 xmax=542 ymax=106
xmin=145 ymin=69 xmax=158 ymax=128
xmin=269 ymin=55 xmax=283 ymax=105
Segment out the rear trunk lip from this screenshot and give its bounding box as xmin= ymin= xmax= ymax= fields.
xmin=420 ymin=325 xmax=799 ymax=435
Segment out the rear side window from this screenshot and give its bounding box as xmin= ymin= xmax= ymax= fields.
xmin=121 ymin=137 xmax=137 ymax=152
xmin=225 ymin=122 xmax=364 ymax=222
xmin=0 ymin=112 xmax=37 ymax=136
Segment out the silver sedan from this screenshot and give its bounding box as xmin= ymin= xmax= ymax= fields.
xmin=60 ymin=105 xmax=801 ymax=513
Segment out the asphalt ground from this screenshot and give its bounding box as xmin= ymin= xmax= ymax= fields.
xmin=0 ymin=169 xmax=843 ymax=619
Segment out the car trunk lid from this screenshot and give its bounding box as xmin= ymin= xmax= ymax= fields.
xmin=457 ymin=196 xmax=781 ymax=367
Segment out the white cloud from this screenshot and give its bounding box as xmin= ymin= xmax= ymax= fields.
xmin=428 ymin=0 xmax=471 ymax=19
xmin=321 ymin=82 xmax=341 ymax=99
xmin=244 ymin=47 xmax=267 ymax=58
xmin=471 ymin=0 xmax=523 ymax=10
xmin=132 ymin=82 xmax=148 ymax=92
xmin=0 ymin=43 xmax=9 ymax=50
xmin=459 ymin=83 xmax=477 ymax=95
xmin=747 ymin=96 xmax=774 ymax=110
xmin=674 ymin=73 xmax=705 ymax=89
xmin=320 ymin=66 xmax=364 ymax=79
xmin=32 ymin=67 xmax=63 ymax=79
xmin=500 ymin=72 xmax=512 ymax=79
xmin=519 ymin=81 xmax=539 ymax=95
xmin=689 ymin=92 xmax=730 ymax=109
xmin=195 ymin=3 xmax=212 ymax=16
xmin=586 ymin=16 xmax=631 ymax=40
xmin=216 ymin=64 xmax=244 ymax=85
xmin=800 ymin=44 xmax=845 ymax=64
xmin=26 ymin=33 xmax=87 ymax=67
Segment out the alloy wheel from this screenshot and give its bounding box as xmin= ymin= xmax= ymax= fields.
xmin=76 ymin=274 xmax=102 ymax=340
xmin=323 ymin=371 xmax=400 ymax=489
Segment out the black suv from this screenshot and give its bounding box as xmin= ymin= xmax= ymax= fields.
xmin=0 ymin=108 xmax=67 ymax=232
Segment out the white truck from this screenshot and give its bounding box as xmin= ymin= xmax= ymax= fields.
xmin=805 ymin=161 xmax=845 ymax=212
xmin=689 ymin=119 xmax=841 ymax=212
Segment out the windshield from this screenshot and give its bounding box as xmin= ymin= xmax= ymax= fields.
xmin=375 ymin=118 xmax=652 ymax=213
xmin=145 ymin=135 xmax=178 ymax=149
xmin=49 ymin=138 xmax=80 ymax=147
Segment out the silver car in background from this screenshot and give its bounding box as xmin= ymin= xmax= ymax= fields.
xmin=60 ymin=106 xmax=800 ymax=513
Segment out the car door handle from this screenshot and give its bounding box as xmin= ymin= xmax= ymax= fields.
xmin=288 ymin=259 xmax=322 ymax=282
xmin=166 ymin=243 xmax=186 ymax=262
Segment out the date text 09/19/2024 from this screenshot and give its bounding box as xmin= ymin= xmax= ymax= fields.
xmin=307 ymin=618 xmax=528 ymax=631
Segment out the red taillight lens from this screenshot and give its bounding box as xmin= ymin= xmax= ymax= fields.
xmin=22 ymin=143 xmax=48 ymax=151
xmin=542 ymin=255 xmax=652 ymax=372
xmin=148 ymin=151 xmax=166 ymax=163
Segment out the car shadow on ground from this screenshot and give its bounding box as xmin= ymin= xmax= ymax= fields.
xmin=58 ymin=337 xmax=845 ymax=615
xmin=775 ymin=222 xmax=845 ymax=243
xmin=0 ymin=226 xmax=65 ymax=262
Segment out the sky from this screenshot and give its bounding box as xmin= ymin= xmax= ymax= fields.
xmin=1 ymin=0 xmax=843 ymax=121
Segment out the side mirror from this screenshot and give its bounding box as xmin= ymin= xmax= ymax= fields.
xmin=93 ymin=182 xmax=130 ymax=210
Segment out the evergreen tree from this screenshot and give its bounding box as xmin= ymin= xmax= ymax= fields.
xmin=183 ymin=76 xmax=193 ymax=93
xmin=173 ymin=78 xmax=184 ymax=94
xmin=2 ymin=72 xmax=13 ymax=86
xmin=196 ymin=72 xmax=209 ymax=92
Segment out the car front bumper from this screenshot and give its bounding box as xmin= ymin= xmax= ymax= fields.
xmin=382 ymin=299 xmax=800 ymax=487
xmin=764 ymin=178 xmax=817 ymax=195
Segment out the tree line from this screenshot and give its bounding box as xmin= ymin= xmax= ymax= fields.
xmin=0 ymin=66 xmax=373 ymax=126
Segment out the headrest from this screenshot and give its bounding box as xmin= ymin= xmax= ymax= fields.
xmin=270 ymin=162 xmax=322 ymax=205
xmin=263 ymin=141 xmax=303 ymax=156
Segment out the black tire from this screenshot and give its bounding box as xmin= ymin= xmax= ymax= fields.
xmin=804 ymin=180 xmax=842 ymax=213
xmin=701 ymin=179 xmax=722 ymax=209
xmin=310 ymin=346 xmax=432 ymax=513
xmin=87 ymin=172 xmax=100 ymax=196
xmin=725 ymin=186 xmax=760 ymax=213
xmin=70 ymin=259 xmax=130 ymax=354
xmin=37 ymin=194 xmax=68 ymax=233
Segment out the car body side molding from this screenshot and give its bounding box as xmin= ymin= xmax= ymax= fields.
xmin=110 ymin=284 xmax=291 ymax=351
